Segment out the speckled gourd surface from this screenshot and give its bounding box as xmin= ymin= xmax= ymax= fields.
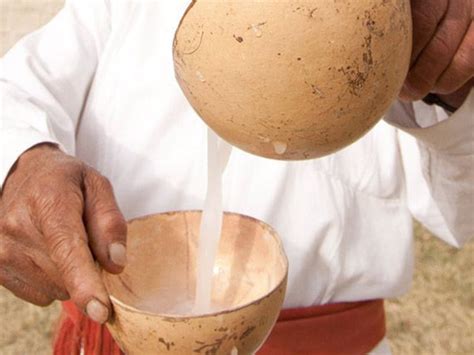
xmin=174 ymin=0 xmax=412 ymax=160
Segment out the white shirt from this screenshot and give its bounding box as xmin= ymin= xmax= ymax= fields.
xmin=1 ymin=0 xmax=473 ymax=310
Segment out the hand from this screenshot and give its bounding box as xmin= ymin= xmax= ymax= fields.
xmin=437 ymin=77 xmax=474 ymax=108
xmin=0 ymin=144 xmax=127 ymax=324
xmin=400 ymin=0 xmax=473 ymax=102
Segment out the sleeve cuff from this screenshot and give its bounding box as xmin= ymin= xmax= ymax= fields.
xmin=388 ymin=89 xmax=474 ymax=155
xmin=0 ymin=128 xmax=65 ymax=190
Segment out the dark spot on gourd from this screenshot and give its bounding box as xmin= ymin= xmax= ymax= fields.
xmin=233 ymin=35 xmax=244 ymax=43
xmin=239 ymin=326 xmax=256 ymax=340
xmin=158 ymin=338 xmax=173 ymax=351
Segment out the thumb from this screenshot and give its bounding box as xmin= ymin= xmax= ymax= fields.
xmin=83 ymin=169 xmax=128 ymax=274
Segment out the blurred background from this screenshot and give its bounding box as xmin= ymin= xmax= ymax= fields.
xmin=0 ymin=1 xmax=472 ymax=354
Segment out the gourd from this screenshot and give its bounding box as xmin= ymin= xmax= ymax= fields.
xmin=174 ymin=0 xmax=412 ymax=159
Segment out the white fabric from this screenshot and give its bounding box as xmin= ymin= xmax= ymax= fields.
xmin=1 ymin=0 xmax=473 ymax=309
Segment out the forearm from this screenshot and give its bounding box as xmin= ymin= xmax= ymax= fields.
xmin=0 ymin=0 xmax=111 ymax=189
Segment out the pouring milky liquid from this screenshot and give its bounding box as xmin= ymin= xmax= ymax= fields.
xmin=132 ymin=129 xmax=232 ymax=316
xmin=194 ymin=128 xmax=232 ymax=314
xmin=102 ymin=130 xmax=287 ymax=354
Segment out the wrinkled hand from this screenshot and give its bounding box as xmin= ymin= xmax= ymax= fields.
xmin=0 ymin=144 xmax=127 ymax=323
xmin=401 ymin=0 xmax=473 ymax=102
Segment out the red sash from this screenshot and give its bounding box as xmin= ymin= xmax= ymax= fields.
xmin=54 ymin=299 xmax=385 ymax=355
xmin=258 ymin=300 xmax=385 ymax=354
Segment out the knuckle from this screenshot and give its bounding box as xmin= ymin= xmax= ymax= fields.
xmin=99 ymin=175 xmax=113 ymax=190
xmin=0 ymin=213 xmax=21 ymax=235
xmin=100 ymin=212 xmax=127 ymax=238
xmin=0 ymin=210 xmax=29 ymax=237
xmin=87 ymin=171 xmax=113 ymax=196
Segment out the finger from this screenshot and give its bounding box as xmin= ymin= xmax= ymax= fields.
xmin=13 ymin=248 xmax=69 ymax=300
xmin=0 ymin=268 xmax=54 ymax=307
xmin=40 ymin=202 xmax=111 ymax=324
xmin=409 ymin=0 xmax=448 ymax=65
xmin=0 ymin=216 xmax=69 ymax=300
xmin=83 ymin=169 xmax=127 ymax=274
xmin=401 ymin=1 xmax=471 ymax=100
xmin=0 ymin=236 xmax=57 ymax=305
xmin=434 ymin=22 xmax=474 ymax=94
xmin=1 ymin=215 xmax=69 ymax=299
xmin=437 ymin=78 xmax=474 ymax=108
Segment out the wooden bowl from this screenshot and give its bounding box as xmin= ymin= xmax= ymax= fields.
xmin=103 ymin=211 xmax=288 ymax=354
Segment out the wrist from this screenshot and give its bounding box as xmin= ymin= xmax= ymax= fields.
xmin=422 ymin=94 xmax=458 ymax=113
xmin=19 ymin=143 xmax=61 ymax=162
xmin=429 ymin=80 xmax=473 ymax=112
xmin=4 ymin=143 xmax=60 ymax=191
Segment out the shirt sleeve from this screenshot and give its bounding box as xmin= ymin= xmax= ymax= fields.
xmin=0 ymin=0 xmax=111 ymax=189
xmin=385 ymin=89 xmax=474 ymax=247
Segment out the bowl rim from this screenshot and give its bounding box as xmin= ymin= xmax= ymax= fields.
xmin=104 ymin=210 xmax=289 ymax=320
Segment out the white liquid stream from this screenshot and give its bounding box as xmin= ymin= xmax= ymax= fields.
xmin=193 ymin=129 xmax=232 ymax=314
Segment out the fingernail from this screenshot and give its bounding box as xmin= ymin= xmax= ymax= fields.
xmin=86 ymin=299 xmax=109 ymax=324
xmin=109 ymin=243 xmax=127 ymax=267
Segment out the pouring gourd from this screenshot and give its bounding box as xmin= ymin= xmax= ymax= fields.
xmin=173 ymin=0 xmax=412 ymax=160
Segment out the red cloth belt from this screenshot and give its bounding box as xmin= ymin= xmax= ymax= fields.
xmin=54 ymin=299 xmax=385 ymax=355
xmin=258 ymin=299 xmax=385 ymax=355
